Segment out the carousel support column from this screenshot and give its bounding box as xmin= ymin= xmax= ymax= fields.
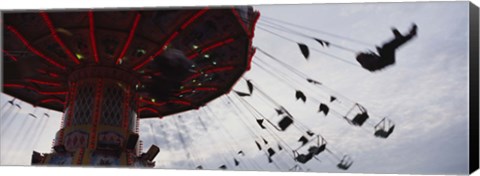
xmin=135 ymin=107 xmax=140 ymax=134
xmin=57 ymin=82 xmax=77 ymax=147
xmin=89 ymin=79 xmax=104 ymax=149
xmin=135 ymin=95 xmax=140 ymax=133
xmin=65 ymin=81 xmax=77 ymax=128
xmin=122 ymin=85 xmax=131 ymax=135
xmin=135 ymin=95 xmax=141 ymax=156
xmin=128 ymin=93 xmax=141 ymax=165
xmin=58 ymin=129 xmax=65 ymax=148
xmin=136 ymin=114 xmax=140 ymax=155
xmin=122 ymin=84 xmax=134 ymax=166
xmin=76 ymin=148 xmax=85 ymax=165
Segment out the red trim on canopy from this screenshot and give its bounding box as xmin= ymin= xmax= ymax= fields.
xmin=246 ymin=11 xmax=260 ymax=70
xmin=2 ymin=50 xmax=18 ymax=61
xmin=40 ymin=12 xmax=80 ymax=65
xmin=133 ymin=31 xmax=179 ymax=71
xmin=249 ymin=11 xmax=260 ymax=38
xmin=4 ymin=83 xmax=67 ymax=95
xmin=231 ymin=8 xmax=249 ymax=35
xmin=40 ymin=98 xmax=65 ymax=105
xmin=26 ymin=79 xmax=62 ymax=87
xmin=207 ymin=66 xmax=235 ymax=74
xmin=117 ymin=13 xmax=142 ymax=65
xmin=139 ymin=99 xmax=167 ymax=107
xmin=88 ymin=11 xmax=99 ymax=63
xmin=49 ymin=73 xmax=60 ymax=78
xmin=177 ymin=87 xmax=218 ymax=95
xmin=139 ymin=107 xmax=159 ymax=114
xmin=183 ymin=66 xmax=235 ymax=82
xmin=201 ymin=38 xmax=235 ymax=53
xmin=169 ymin=100 xmax=191 ymax=106
xmin=181 ymin=8 xmax=209 ymax=30
xmin=132 ymin=8 xmax=209 ymax=71
xmin=6 ymin=25 xmax=66 ymax=70
xmin=3 ymin=84 xmax=25 ymax=88
xmin=188 ymin=38 xmax=235 ymax=60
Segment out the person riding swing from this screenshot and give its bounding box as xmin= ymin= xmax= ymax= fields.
xmin=356 ymin=24 xmax=418 ymax=72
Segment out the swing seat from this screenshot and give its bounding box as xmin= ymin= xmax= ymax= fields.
xmin=53 ymin=145 xmax=67 ymax=153
xmin=298 ymin=136 xmax=308 ymax=146
xmin=337 ymin=163 xmax=351 ymax=170
xmin=144 ymin=145 xmax=160 ymax=161
xmin=278 ymin=116 xmax=293 ymax=131
xmin=337 ymin=155 xmax=353 ymax=170
xmin=267 ymin=148 xmax=276 ymax=157
xmin=351 ymin=112 xmax=369 ymax=126
xmin=295 ymin=153 xmax=313 ymax=164
xmin=31 ymin=151 xmax=44 ymax=164
xmin=308 ymin=144 xmax=326 ymax=155
xmin=256 ymin=119 xmax=266 ymax=129
xmin=374 ymin=125 xmax=395 ymax=138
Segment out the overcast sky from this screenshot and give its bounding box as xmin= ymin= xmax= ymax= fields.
xmin=0 ymin=1 xmax=473 ymax=175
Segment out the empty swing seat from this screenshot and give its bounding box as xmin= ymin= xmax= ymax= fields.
xmin=351 ymin=112 xmax=369 ymax=126
xmin=267 ymin=148 xmax=276 ymax=157
xmin=144 ymin=145 xmax=160 ymax=161
xmin=295 ymin=153 xmax=314 ymax=164
xmin=337 ymin=155 xmax=353 ymax=170
xmin=278 ymin=116 xmax=293 ymax=131
xmin=374 ymin=125 xmax=395 ymax=138
xmin=337 ymin=163 xmax=351 ymax=170
xmin=308 ymin=144 xmax=326 ymax=155
xmin=31 ymin=151 xmax=44 ymax=164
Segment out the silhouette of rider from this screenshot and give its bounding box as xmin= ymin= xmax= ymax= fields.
xmin=356 ymin=24 xmax=417 ymax=72
xmin=149 ymin=48 xmax=195 ymax=101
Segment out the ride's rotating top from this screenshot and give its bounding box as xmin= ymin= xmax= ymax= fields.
xmin=2 ymin=6 xmax=259 ymax=167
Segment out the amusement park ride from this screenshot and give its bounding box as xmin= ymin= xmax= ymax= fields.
xmin=3 ymin=7 xmax=259 ymax=166
xmin=1 ymin=5 xmax=396 ymax=170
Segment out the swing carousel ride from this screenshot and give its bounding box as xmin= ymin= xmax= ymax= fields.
xmin=1 ymin=5 xmax=395 ymax=170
